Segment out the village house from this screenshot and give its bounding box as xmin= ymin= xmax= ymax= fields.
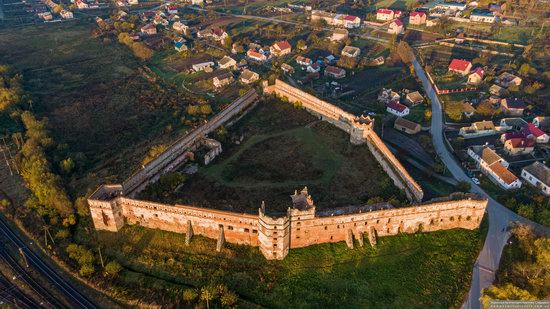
xmin=386 ymin=101 xmax=410 ymax=117
xmin=174 ymin=41 xmax=187 ymax=52
xmin=409 ymin=11 xmax=427 ymax=25
xmin=378 ymin=88 xmax=401 ymax=104
xmin=499 ymin=118 xmax=527 ymax=131
xmin=247 ymin=49 xmax=267 ymax=62
xmin=213 ymin=72 xmax=234 ymax=88
xmin=172 ymin=21 xmax=188 ymax=32
xmin=307 ymin=63 xmax=321 ymax=73
xmin=470 ymin=9 xmax=496 ymax=23
xmin=192 ymin=61 xmax=214 ymax=72
xmin=331 ymin=29 xmax=349 ymax=41
xmin=239 ymin=69 xmax=259 ymax=84
xmin=341 ymin=46 xmax=361 ymax=58
xmin=459 ymin=120 xmax=497 ymax=138
xmin=455 ymin=32 xmax=465 ymax=44
xmin=166 ymin=4 xmax=178 ymax=14
xmin=141 ymin=24 xmax=157 ymax=35
xmin=60 ymin=10 xmax=74 ymax=19
xmin=434 ymin=2 xmax=467 ymax=11
xmin=38 ymin=12 xmax=53 ymax=21
xmin=270 ymin=40 xmax=292 ymax=57
xmin=496 ymin=72 xmax=522 ymax=88
xmin=448 ymin=59 xmax=472 ymax=75
xmin=521 ymin=162 xmax=550 ymax=196
xmin=341 ymin=15 xmax=361 ymax=28
xmin=75 ymin=0 xmax=89 ymax=9
xmin=144 ymin=35 xmax=170 ymax=50
xmin=521 ymin=123 xmax=549 ymax=144
xmin=462 ymin=102 xmax=476 ymax=118
xmin=468 ymin=67 xmax=485 ymax=85
xmin=489 ymin=84 xmax=506 ymax=96
xmin=501 ymin=98 xmax=526 ymax=116
xmin=191 ymin=0 xmax=203 ymax=5
xmin=218 ymin=56 xmax=237 ymax=70
xmin=168 ymin=14 xmax=180 ymax=22
xmin=296 ymin=56 xmax=312 ymax=66
xmin=405 ymin=91 xmax=423 ymax=106
xmin=324 ymin=66 xmax=346 ymax=79
xmin=503 ymin=137 xmax=535 ymax=156
xmin=281 ymin=63 xmax=295 ymax=74
xmin=388 ymin=19 xmax=404 ymax=34
xmin=468 ymin=145 xmax=522 ymax=190
xmin=376 ymin=8 xmax=396 ymax=21
xmin=310 ymin=10 xmax=360 ymax=28
xmin=394 ymin=117 xmax=421 ymax=134
xmin=426 ymin=17 xmax=439 ymax=27
xmin=197 ymin=28 xmax=228 ymax=41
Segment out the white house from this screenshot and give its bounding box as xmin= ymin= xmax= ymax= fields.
xmin=192 ymin=61 xmax=215 ymax=72
xmin=468 ymin=67 xmax=485 ymax=85
xmin=469 ymin=9 xmax=496 ymax=23
xmin=386 ymin=101 xmax=409 ymax=117
xmin=388 ymin=19 xmax=404 ymax=34
xmin=467 ymin=145 xmax=522 ymax=190
xmin=376 ymin=8 xmax=395 ymax=21
xmin=218 ymin=56 xmax=237 ymax=70
xmin=172 ymin=21 xmax=188 ymax=32
xmin=341 ymin=46 xmax=361 ymax=58
xmin=521 ymin=162 xmax=550 ymax=196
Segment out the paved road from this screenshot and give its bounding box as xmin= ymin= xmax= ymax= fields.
xmin=412 ymin=58 xmax=550 ymax=309
xmin=0 ymin=216 xmax=97 ymax=308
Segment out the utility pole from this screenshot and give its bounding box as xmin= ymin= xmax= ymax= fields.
xmin=98 ymin=246 xmax=105 ymax=268
xmin=0 ymin=143 xmax=13 ymax=176
xmin=2 ymin=137 xmax=18 ymax=174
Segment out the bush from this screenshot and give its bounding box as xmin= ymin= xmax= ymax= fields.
xmin=104 ymin=261 xmax=123 ymax=278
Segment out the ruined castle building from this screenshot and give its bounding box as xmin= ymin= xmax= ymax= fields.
xmin=89 ymin=184 xmax=487 ymax=260
xmin=88 ymin=84 xmax=487 ymax=260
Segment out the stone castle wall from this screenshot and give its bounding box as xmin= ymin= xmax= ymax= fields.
xmin=263 ymin=80 xmax=423 ymax=202
xmin=122 ymin=89 xmax=259 ymax=196
xmin=89 ymin=185 xmax=487 ymax=260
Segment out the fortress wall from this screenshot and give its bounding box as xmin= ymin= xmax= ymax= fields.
xmin=288 ymin=198 xmax=487 ymax=248
xmin=122 ymin=90 xmax=259 ymax=196
xmin=264 ymin=80 xmax=423 ymax=202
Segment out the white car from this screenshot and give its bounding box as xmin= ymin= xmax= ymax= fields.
xmin=471 ymin=177 xmax=480 ymax=185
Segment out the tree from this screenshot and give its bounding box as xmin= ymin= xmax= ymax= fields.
xmin=200 ymin=104 xmax=213 ymax=115
xmin=182 ymin=288 xmax=198 ymax=303
xmin=103 ymin=261 xmax=123 ymax=278
xmin=518 ymin=63 xmax=531 ymax=76
xmin=79 ymin=264 xmax=95 ymax=277
xmin=456 ymin=181 xmax=471 ymax=192
xmin=59 ymin=158 xmax=74 ymax=174
xmin=223 ymin=36 xmax=233 ymax=49
xmin=517 ymin=204 xmax=534 ymax=220
xmin=424 ymin=109 xmax=432 ymax=122
xmin=187 ymin=105 xmax=200 ymax=116
xmin=481 ymin=284 xmax=537 ymax=308
xmin=296 ymin=39 xmax=307 ymax=50
xmin=142 ymin=144 xmax=168 ymax=166
xmin=200 ymin=286 xmax=215 ymax=309
xmin=131 ymin=42 xmax=153 ymax=61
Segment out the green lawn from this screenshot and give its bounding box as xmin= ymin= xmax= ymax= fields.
xmin=93 ymin=222 xmax=486 ymax=308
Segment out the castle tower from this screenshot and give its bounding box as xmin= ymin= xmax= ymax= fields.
xmin=288 ymin=187 xmax=317 ymax=249
xmin=258 ymin=202 xmax=290 ymax=260
xmin=88 ymin=185 xmax=126 ymax=232
xmin=350 ymin=115 xmax=374 ymax=145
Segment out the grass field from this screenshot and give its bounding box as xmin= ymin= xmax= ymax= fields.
xmin=139 ymin=99 xmax=404 ymax=213
xmin=0 ymin=22 xmax=194 ymax=195
xmin=92 ymin=221 xmax=486 ymax=308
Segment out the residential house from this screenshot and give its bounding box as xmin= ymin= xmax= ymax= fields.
xmin=341 ymin=46 xmax=361 ymax=58
xmin=191 ymin=0 xmax=203 ymax=5
xmin=404 ymin=91 xmax=423 ymax=106
xmin=376 ymin=8 xmax=395 ymax=21
xmin=296 ymin=56 xmax=312 ymax=66
xmin=501 ymin=98 xmax=526 ymax=116
xmin=192 ymin=61 xmax=214 ymax=72
xmin=459 ymin=120 xmax=497 ymax=138
xmin=331 ymin=29 xmax=348 ymax=41
xmin=467 ymin=145 xmax=521 ymax=190
xmin=504 ymin=137 xmax=535 ymax=156
xmin=386 ymin=101 xmax=410 ymax=117
xmin=75 ymin=0 xmax=89 ymax=9
xmin=307 ymin=63 xmax=321 ymax=73
xmin=448 ymin=59 xmax=472 ymax=75
xmin=434 ymin=2 xmax=467 ymax=11
xmin=174 ymin=41 xmax=187 ymax=52
xmin=247 ymin=49 xmax=267 ymax=62
xmin=211 ymin=28 xmax=228 ymax=41
xmin=342 ymin=15 xmax=361 ymax=28
xmin=172 ymin=21 xmax=188 ymax=32
xmin=489 ymin=84 xmax=505 ymax=96
xmin=533 ymin=116 xmax=550 ymax=131
xmin=239 ymin=69 xmax=259 ymax=84
xmin=388 ymin=19 xmax=404 ymax=34
xmin=168 ymin=14 xmax=180 ymax=22
xmin=521 ymin=162 xmax=550 ymax=196
xmin=470 ymin=9 xmax=496 ymax=23
xmin=218 ymin=56 xmax=237 ymax=70
xmin=166 ymin=4 xmax=178 ymax=14
xmin=281 ymin=63 xmax=295 ymax=74
xmin=394 ymin=117 xmax=421 ymax=134
xmin=38 ymin=12 xmax=53 ymax=21
xmin=409 ymin=11 xmax=427 ymax=25
xmin=521 ymin=123 xmax=549 ymax=144
xmin=455 ymin=32 xmax=465 ymax=44
xmin=325 ymin=66 xmax=346 ymax=79
xmin=496 ymin=72 xmax=522 ymax=88
xmin=141 ymin=24 xmax=157 ymax=35
xmin=426 ymin=17 xmax=439 ymax=27
xmin=270 ymin=40 xmax=292 ymax=57
xmin=468 ymin=67 xmax=485 ymax=85
xmin=60 ymin=10 xmax=74 ymax=19
xmin=499 ymin=118 xmax=527 ymax=131
xmin=213 ymin=72 xmax=234 ymax=88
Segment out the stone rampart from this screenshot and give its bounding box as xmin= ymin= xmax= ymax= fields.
xmin=263 ymin=80 xmax=423 ymax=202
xmin=122 ymin=89 xmax=259 ymax=196
xmin=89 ymin=186 xmax=487 ymax=260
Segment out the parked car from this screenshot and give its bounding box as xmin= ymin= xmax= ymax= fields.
xmin=471 ymin=177 xmax=480 ymax=185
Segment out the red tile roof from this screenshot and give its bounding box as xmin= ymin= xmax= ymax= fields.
xmin=489 ymin=162 xmax=518 ymax=185
xmin=392 ymin=19 xmax=403 ymax=26
xmin=410 ymin=11 xmax=426 ymax=17
xmin=387 ymin=101 xmax=407 ymax=112
xmin=344 ymin=15 xmax=359 ymax=21
xmin=449 ymin=59 xmax=472 ymax=72
xmin=507 ymin=137 xmax=536 ymax=148
xmin=274 ymin=40 xmax=291 ymax=51
xmin=522 ymin=123 xmax=546 ymax=138
xmin=377 ymin=8 xmax=394 ymax=14
xmin=471 ymin=67 xmax=485 ymax=78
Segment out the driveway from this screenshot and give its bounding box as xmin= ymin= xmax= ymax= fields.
xmin=412 ymin=58 xmax=550 ymax=309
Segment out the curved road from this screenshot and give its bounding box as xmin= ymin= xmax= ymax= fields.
xmin=412 ymin=58 xmax=550 ymax=309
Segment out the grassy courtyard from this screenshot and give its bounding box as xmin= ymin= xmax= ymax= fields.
xmin=92 ymin=221 xmax=486 ymax=308
xmin=139 ymin=99 xmax=405 ymax=213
